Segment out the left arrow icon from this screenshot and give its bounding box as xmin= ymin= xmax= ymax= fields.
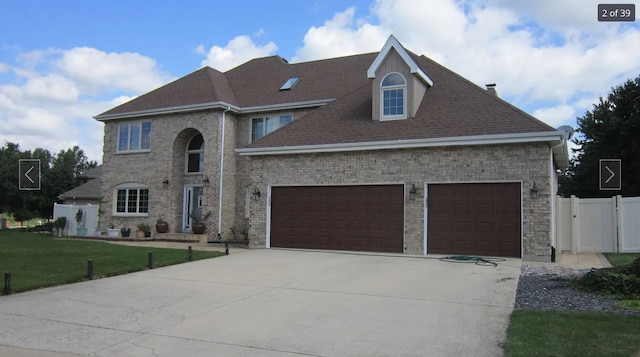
xmin=19 ymin=159 xmax=41 ymax=190
xmin=25 ymin=166 xmax=35 ymax=183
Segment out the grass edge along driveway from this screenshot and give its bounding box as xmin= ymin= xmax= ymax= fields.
xmin=504 ymin=253 xmax=640 ymax=357
xmin=0 ymin=230 xmax=224 ymax=295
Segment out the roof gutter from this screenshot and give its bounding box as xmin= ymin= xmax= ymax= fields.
xmin=93 ymin=99 xmax=334 ymax=121
xmin=237 ymin=130 xmax=567 ymax=160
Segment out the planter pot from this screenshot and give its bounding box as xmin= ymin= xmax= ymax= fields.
xmin=135 ymin=230 xmax=146 ymax=238
xmin=155 ymin=221 xmax=169 ymax=233
xmin=238 ymin=233 xmax=248 ymax=241
xmin=121 ymin=229 xmax=131 ymax=238
xmin=94 ymin=230 xmax=101 ymax=236
xmin=145 ymin=231 xmax=151 ymax=238
xmin=107 ymin=229 xmax=119 ymax=237
xmin=76 ymin=227 xmax=88 ymax=236
xmin=192 ymin=223 xmax=206 ymax=234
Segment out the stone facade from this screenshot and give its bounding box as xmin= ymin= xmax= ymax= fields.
xmin=247 ymin=143 xmax=555 ymax=261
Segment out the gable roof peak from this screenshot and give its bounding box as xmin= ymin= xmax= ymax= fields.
xmin=367 ymin=35 xmax=433 ymax=86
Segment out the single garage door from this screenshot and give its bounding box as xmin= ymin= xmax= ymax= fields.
xmin=270 ymin=185 xmax=404 ymax=253
xmin=427 ymin=183 xmax=521 ymax=257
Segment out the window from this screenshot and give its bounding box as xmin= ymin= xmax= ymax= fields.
xmin=381 ymin=73 xmax=406 ymax=119
xmin=118 ymin=121 xmax=151 ymax=152
xmin=251 ymin=114 xmax=293 ymax=141
xmin=186 ymin=134 xmax=204 ymax=173
xmin=280 ymin=77 xmax=300 ymax=90
xmin=114 ymin=184 xmax=149 ymax=216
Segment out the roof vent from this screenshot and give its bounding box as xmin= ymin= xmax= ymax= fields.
xmin=485 ymin=83 xmax=498 ymax=96
xmin=280 ymin=77 xmax=300 ymax=91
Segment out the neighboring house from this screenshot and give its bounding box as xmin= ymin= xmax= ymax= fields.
xmin=58 ymin=165 xmax=102 ymax=205
xmin=95 ymin=35 xmax=568 ymax=261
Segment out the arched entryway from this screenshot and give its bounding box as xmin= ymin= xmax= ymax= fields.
xmin=172 ymin=129 xmax=206 ymax=233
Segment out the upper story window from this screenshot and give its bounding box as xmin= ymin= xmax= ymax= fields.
xmin=186 ymin=133 xmax=204 ymax=173
xmin=251 ymin=114 xmax=293 ymax=142
xmin=381 ymin=73 xmax=407 ymax=120
xmin=114 ymin=183 xmax=149 ymax=216
xmin=118 ymin=121 xmax=151 ymax=152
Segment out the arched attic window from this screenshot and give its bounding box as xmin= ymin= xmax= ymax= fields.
xmin=186 ymin=133 xmax=204 ymax=173
xmin=381 ymin=72 xmax=407 ymax=120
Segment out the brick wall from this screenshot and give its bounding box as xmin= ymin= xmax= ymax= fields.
xmin=247 ymin=143 xmax=554 ymax=261
xmin=100 ymin=109 xmax=237 ymax=242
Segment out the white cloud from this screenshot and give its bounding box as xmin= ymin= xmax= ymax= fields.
xmin=199 ymin=35 xmax=278 ymax=72
xmin=293 ymin=7 xmax=388 ymax=62
xmin=533 ymin=104 xmax=576 ymax=128
xmin=56 ymin=47 xmax=171 ymax=94
xmin=0 ymin=47 xmax=173 ymax=162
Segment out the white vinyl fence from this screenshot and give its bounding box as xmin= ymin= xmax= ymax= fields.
xmin=52 ymin=203 xmax=99 ymax=236
xmin=557 ymin=195 xmax=640 ymax=253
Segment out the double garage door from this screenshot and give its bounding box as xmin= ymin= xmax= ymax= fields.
xmin=269 ymin=183 xmax=521 ymax=257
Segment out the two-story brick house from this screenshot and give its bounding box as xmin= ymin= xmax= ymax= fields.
xmin=95 ymin=36 xmax=568 ymax=261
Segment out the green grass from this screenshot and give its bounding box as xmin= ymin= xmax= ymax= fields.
xmin=605 ymin=253 xmax=640 ymax=267
xmin=504 ymin=310 xmax=640 ymax=357
xmin=0 ymin=230 xmax=224 ymax=294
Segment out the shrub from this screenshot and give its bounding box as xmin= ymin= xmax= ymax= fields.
xmin=575 ymin=258 xmax=640 ymax=297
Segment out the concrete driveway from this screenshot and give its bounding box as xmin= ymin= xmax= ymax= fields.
xmin=0 ymin=249 xmax=521 ymax=357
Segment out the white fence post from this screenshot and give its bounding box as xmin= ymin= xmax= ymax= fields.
xmin=570 ymin=195 xmax=579 ymax=253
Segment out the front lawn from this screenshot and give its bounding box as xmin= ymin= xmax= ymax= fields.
xmin=0 ymin=230 xmax=224 ymax=294
xmin=504 ymin=310 xmax=640 ymax=357
xmin=605 ymin=253 xmax=640 ymax=267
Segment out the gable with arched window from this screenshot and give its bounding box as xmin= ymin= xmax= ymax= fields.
xmin=381 ymin=72 xmax=407 ymax=120
xmin=186 ymin=133 xmax=204 ymax=173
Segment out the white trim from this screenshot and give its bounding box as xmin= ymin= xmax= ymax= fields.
xmin=380 ymin=72 xmax=407 ymax=121
xmin=367 ymin=35 xmax=433 ymax=86
xmin=238 ymin=131 xmax=565 ymax=156
xmin=94 ymin=99 xmax=333 ymax=121
xmin=423 ymin=182 xmax=428 ymax=255
xmin=265 ymin=185 xmax=272 ymax=249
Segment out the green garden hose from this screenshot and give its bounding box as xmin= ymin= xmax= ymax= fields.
xmin=438 ymin=255 xmax=506 ymax=267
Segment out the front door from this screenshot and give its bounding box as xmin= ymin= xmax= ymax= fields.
xmin=182 ymin=186 xmax=203 ymax=232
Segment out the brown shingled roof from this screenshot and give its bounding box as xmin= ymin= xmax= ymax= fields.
xmin=97 ymin=67 xmax=236 ymax=117
xmin=95 ymin=39 xmax=556 ymax=149
xmin=246 ymin=52 xmax=555 ymax=148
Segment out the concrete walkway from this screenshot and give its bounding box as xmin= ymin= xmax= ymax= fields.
xmin=0 ymin=249 xmax=521 ymax=357
xmin=523 ymin=252 xmax=612 ymax=269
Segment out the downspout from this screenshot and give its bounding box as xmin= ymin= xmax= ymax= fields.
xmin=549 ymin=135 xmax=566 ymax=262
xmin=217 ymin=106 xmax=231 ymax=239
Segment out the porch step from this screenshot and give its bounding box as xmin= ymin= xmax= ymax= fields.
xmin=154 ymin=233 xmax=201 ymax=243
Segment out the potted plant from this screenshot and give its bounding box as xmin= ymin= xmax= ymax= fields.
xmin=107 ymin=224 xmax=119 ymax=237
xmin=136 ymin=223 xmax=151 ymax=238
xmin=188 ymin=211 xmax=212 ymax=234
xmin=120 ymin=226 xmax=131 ymax=238
xmin=232 ymin=222 xmax=248 ymax=241
xmin=53 ymin=216 xmax=67 ymax=237
xmin=75 ymin=208 xmax=88 ymax=236
xmin=155 ymin=215 xmax=169 ymax=233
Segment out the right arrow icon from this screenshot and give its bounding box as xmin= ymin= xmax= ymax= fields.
xmin=600 ymin=159 xmax=621 ymax=190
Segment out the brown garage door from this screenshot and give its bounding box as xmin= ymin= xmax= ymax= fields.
xmin=270 ymin=185 xmax=404 ymax=253
xmin=427 ymin=183 xmax=521 ymax=257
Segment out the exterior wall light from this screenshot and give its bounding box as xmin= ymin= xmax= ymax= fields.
xmin=162 ymin=176 xmax=169 ymax=187
xmin=252 ymin=187 xmax=261 ymax=201
xmin=409 ymin=184 xmax=417 ymax=200
xmin=530 ymin=182 xmax=539 ymax=199
xmin=202 ymin=176 xmax=210 ymax=186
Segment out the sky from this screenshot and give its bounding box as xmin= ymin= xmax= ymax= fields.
xmin=1 ymin=0 xmax=639 ymax=163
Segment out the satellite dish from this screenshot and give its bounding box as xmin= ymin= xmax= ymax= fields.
xmin=557 ymin=125 xmax=575 ymax=140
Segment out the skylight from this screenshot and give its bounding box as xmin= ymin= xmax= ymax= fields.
xmin=280 ymin=77 xmax=300 ymax=90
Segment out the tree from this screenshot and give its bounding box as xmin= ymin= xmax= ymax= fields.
xmin=0 ymin=141 xmax=98 ymax=220
xmin=559 ymin=75 xmax=640 ymax=197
